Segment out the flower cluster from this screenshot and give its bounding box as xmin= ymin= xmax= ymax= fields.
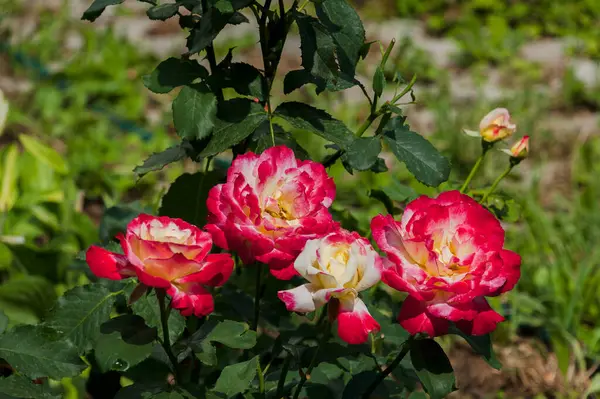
xmin=86 ymin=141 xmax=521 ymax=344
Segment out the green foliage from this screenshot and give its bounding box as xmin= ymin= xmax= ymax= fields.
xmin=0 ymin=325 xmax=85 ymax=379
xmin=410 ymin=339 xmax=456 ymax=399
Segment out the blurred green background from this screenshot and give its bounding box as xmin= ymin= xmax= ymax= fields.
xmin=1 ymin=0 xmax=599 ymax=397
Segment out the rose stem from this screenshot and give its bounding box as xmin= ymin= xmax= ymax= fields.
xmin=460 ymin=141 xmax=493 ymax=193
xmin=480 ymin=164 xmax=514 ymax=204
xmin=361 ymin=335 xmax=415 ymax=399
xmin=156 ymin=289 xmax=182 ymax=383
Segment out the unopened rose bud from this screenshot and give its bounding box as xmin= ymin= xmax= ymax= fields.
xmin=479 ymin=108 xmax=516 ymax=142
xmin=501 ymin=135 xmax=529 ymax=160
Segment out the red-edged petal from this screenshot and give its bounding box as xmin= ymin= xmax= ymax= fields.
xmin=397 ymin=295 xmax=449 ymax=337
xmin=454 ymin=297 xmax=504 ymax=336
xmin=335 ymin=298 xmax=380 ymax=345
xmin=277 ymin=284 xmax=316 ymax=313
xmin=167 ymin=284 xmax=214 ymax=317
xmin=175 ymin=253 xmax=234 ymax=287
xmin=86 ymin=245 xmax=133 ymax=280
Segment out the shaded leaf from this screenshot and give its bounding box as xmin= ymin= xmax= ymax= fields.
xmin=134 ymin=143 xmax=190 ymax=178
xmin=315 ymin=0 xmax=365 ymax=78
xmin=295 ymin=13 xmax=339 ymax=83
xmin=251 ymin=121 xmax=311 ymax=160
xmin=369 ymin=190 xmax=397 ymax=215
xmin=143 ymin=58 xmax=208 ymax=94
xmin=448 ymin=324 xmax=501 ymax=369
xmin=209 ymin=63 xmax=265 ymax=101
xmin=159 ymin=171 xmax=224 ymax=228
xmin=283 ymin=69 xmax=317 ymax=94
xmin=342 ymin=371 xmax=387 ymax=399
xmin=185 ymin=0 xmax=252 ymax=55
xmin=200 ymin=99 xmax=268 ymax=157
xmin=45 ymin=284 xmax=119 ymax=352
xmin=383 ymin=118 xmax=450 ymax=187
xmin=344 ymin=137 xmax=381 ymax=171
xmin=0 ymin=375 xmax=58 ymax=399
xmin=100 ymin=314 xmax=157 ymax=345
xmin=173 ymin=84 xmax=218 ymax=141
xmin=99 ymin=204 xmax=148 ymax=243
xmin=275 ymin=102 xmax=354 ymax=148
xmin=147 ymin=3 xmax=180 ymax=20
xmin=0 ymin=325 xmax=85 ymax=379
xmin=94 ymin=331 xmax=154 ymax=373
xmin=410 ymin=339 xmax=456 ymax=399
xmin=82 ymin=0 xmax=124 ymax=21
xmin=381 ymin=180 xmax=418 ymax=203
xmin=212 ymin=355 xmax=258 ymax=397
xmin=189 ymin=319 xmax=257 ymax=366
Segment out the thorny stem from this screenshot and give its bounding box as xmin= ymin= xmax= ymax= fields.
xmin=460 ymin=142 xmax=492 ymax=193
xmin=156 ymin=289 xmax=181 ymax=383
xmin=361 ymin=336 xmax=415 ymax=399
xmin=480 ymin=164 xmax=514 ymax=203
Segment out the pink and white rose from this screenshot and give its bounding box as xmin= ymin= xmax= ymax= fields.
xmin=277 ymin=229 xmax=382 ymax=344
xmin=206 ymin=145 xmax=338 ymax=280
xmin=86 ymin=214 xmax=233 ymax=317
xmin=371 ymin=191 xmax=521 ymax=337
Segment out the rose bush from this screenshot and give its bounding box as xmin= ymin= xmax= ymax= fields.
xmin=371 ymin=191 xmax=521 ymax=337
xmin=278 ymin=229 xmax=382 ymax=344
xmin=206 ymin=145 xmax=338 ymax=280
xmin=87 ymin=214 xmax=233 ymax=316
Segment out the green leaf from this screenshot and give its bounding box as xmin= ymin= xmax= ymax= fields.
xmin=383 ymin=118 xmax=450 ymax=187
xmin=200 ymin=99 xmax=268 ymax=157
xmin=146 ymin=3 xmax=180 ymax=20
xmin=45 ymin=284 xmax=119 ymax=352
xmin=132 ymin=291 xmax=185 ymax=344
xmin=0 ymin=275 xmax=56 ymax=325
xmin=373 ymin=66 xmax=386 ymax=98
xmin=143 ymin=58 xmax=208 ymax=94
xmin=94 ymin=331 xmax=154 ymax=373
xmin=448 ymin=324 xmax=501 ymax=369
xmin=315 ymin=0 xmax=365 ymax=78
xmin=295 ymin=13 xmax=339 ymax=83
xmin=275 ymin=102 xmax=354 ymax=148
xmin=203 ymin=320 xmax=257 ymax=349
xmin=0 ymin=375 xmax=59 ymax=399
xmin=82 ymin=0 xmax=124 ymax=21
xmin=173 ymin=84 xmax=218 ymax=141
xmin=344 ymin=137 xmax=381 ymax=171
xmin=18 ymin=135 xmax=68 ymax=175
xmin=369 ymin=189 xmax=397 ymax=215
xmin=189 ymin=320 xmax=257 ymax=366
xmin=159 ymin=171 xmax=224 ymax=228
xmin=250 ymin=121 xmax=311 ymax=160
xmin=185 ymin=0 xmax=252 ymax=55
xmin=212 ymin=355 xmax=258 ymax=397
xmin=0 ymin=144 xmax=18 ymax=212
xmin=134 ymin=143 xmax=190 ymax=178
xmin=0 ymin=325 xmax=85 ymax=379
xmin=409 ymin=339 xmax=456 ymax=399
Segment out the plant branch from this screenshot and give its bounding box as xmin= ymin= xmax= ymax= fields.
xmin=480 ymin=164 xmax=513 ymax=203
xmin=201 ymin=0 xmax=223 ymax=102
xmin=292 ymin=323 xmax=329 ymax=399
xmin=460 ymin=141 xmax=492 ymax=193
xmin=361 ymin=336 xmax=414 ymax=399
xmin=156 ymin=289 xmax=181 ymax=383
